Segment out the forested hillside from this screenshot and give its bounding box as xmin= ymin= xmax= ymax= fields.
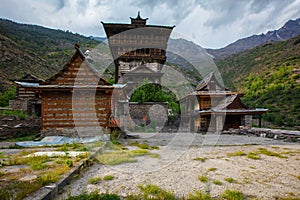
xmin=0 ymin=18 xmax=99 ymax=91
xmin=217 ymin=35 xmax=300 ymax=129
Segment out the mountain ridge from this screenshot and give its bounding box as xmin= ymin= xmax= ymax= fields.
xmin=206 ymin=18 xmax=300 ymax=59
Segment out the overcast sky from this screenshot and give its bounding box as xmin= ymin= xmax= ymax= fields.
xmin=0 ymin=0 xmax=299 ymax=48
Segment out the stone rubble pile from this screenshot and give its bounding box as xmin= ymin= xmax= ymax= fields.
xmin=222 ymin=127 xmax=300 ymax=142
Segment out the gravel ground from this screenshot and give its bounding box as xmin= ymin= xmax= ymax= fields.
xmin=57 ymin=133 xmax=300 ymax=199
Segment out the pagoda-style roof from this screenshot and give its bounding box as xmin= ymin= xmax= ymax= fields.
xmin=101 ymin=12 xmax=175 ymax=38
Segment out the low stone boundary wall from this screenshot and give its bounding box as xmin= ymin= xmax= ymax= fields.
xmin=222 ymin=127 xmax=300 ymax=142
xmin=0 ymin=116 xmax=40 ymax=140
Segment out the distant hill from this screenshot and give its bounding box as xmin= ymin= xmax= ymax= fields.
xmin=217 ymin=35 xmax=300 ymax=129
xmin=207 ymin=18 xmax=300 ymax=59
xmin=0 ymin=18 xmax=100 ymax=91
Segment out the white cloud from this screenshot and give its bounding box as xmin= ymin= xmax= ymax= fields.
xmin=0 ymin=0 xmax=299 ymax=48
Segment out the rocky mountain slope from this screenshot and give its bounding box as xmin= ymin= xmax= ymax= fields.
xmin=207 ymin=18 xmax=300 ymax=59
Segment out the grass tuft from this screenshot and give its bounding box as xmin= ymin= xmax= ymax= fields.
xmin=193 ymin=157 xmax=207 ymax=162
xmin=227 ymin=151 xmax=246 ymax=157
xmin=224 ymin=177 xmax=238 ymax=183
xmin=212 ymin=180 xmax=223 ymax=185
xmin=247 ymin=152 xmax=261 ymax=160
xmin=188 ymin=190 xmax=212 ymax=200
xmin=198 ymin=175 xmax=209 ymax=183
xmin=220 ymin=189 xmax=244 ymax=200
xmin=138 ymin=184 xmax=176 ymax=200
xmin=103 ymin=175 xmax=115 ymax=181
xmin=208 ymin=167 xmax=217 ymax=172
xmin=88 ymin=176 xmax=102 ymax=184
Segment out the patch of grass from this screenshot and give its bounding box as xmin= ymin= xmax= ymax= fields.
xmin=96 ymin=148 xmax=159 ymax=166
xmin=198 ymin=175 xmax=208 ymax=183
xmin=96 ymin=151 xmax=136 ymax=166
xmin=224 ymin=177 xmax=238 ymax=183
xmin=247 ymin=152 xmax=261 ymax=160
xmin=227 ymin=151 xmax=246 ymax=157
xmin=193 ymin=157 xmax=207 ymax=162
xmin=137 ymin=184 xmax=176 ymax=200
xmin=212 ymin=180 xmax=222 ymax=185
xmin=37 ymin=165 xmax=69 ymax=186
xmin=129 ymin=149 xmax=150 ymax=156
xmin=88 ymin=176 xmax=102 ymax=184
xmin=130 ymin=142 xmax=159 ymax=150
xmin=208 ymin=167 xmax=217 ymax=172
xmin=149 ymin=153 xmax=161 ymax=158
xmin=7 ymin=155 xmax=49 ymax=170
xmin=297 ymin=175 xmax=300 ymax=180
xmin=220 ymin=189 xmax=244 ymax=200
xmin=257 ymin=148 xmax=288 ymax=158
xmin=0 ymin=180 xmax=41 ymax=200
xmin=188 ymin=190 xmax=212 ymax=200
xmin=103 ymin=175 xmax=115 ymax=181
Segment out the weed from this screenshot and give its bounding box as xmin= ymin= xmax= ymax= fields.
xmin=188 ymin=190 xmax=212 ymax=200
xmin=212 ymin=180 xmax=222 ymax=185
xmin=224 ymin=177 xmax=238 ymax=183
xmin=198 ymin=175 xmax=209 ymax=183
xmin=103 ymin=175 xmax=115 ymax=181
xmin=138 ymin=184 xmax=176 ymax=200
xmin=227 ymin=151 xmax=246 ymax=157
xmin=88 ymin=176 xmax=102 ymax=184
xmin=208 ymin=167 xmax=217 ymax=172
xmin=297 ymin=175 xmax=300 ymax=180
xmin=193 ymin=157 xmax=207 ymax=162
xmin=220 ymin=189 xmax=244 ymax=200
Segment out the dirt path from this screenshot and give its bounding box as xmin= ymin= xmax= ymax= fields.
xmin=56 ymin=133 xmax=300 ymax=199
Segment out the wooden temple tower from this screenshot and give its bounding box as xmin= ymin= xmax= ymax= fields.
xmin=102 ymin=12 xmax=174 ymax=88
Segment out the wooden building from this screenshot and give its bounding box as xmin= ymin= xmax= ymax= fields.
xmin=33 ymin=45 xmax=116 ymax=132
xmin=102 ymin=12 xmax=174 ymax=85
xmin=10 ymin=74 xmax=44 ymax=116
xmin=181 ymin=72 xmax=268 ymax=132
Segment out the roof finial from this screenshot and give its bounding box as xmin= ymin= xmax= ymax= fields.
xmin=137 ymin=11 xmax=141 ymax=19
